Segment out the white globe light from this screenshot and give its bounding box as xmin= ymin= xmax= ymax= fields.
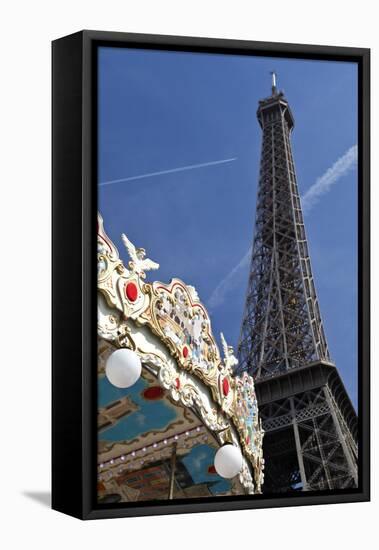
xmin=105 ymin=348 xmax=142 ymax=388
xmin=214 ymin=444 xmax=243 ymax=479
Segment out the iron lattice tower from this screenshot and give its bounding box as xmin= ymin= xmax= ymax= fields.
xmin=237 ymin=75 xmax=358 ymax=491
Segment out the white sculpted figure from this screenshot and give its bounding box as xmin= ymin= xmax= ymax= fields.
xmin=187 ymin=285 xmax=200 ymax=302
xmin=220 ymin=332 xmax=239 ymax=371
xmin=121 ymin=233 xmax=160 ymax=277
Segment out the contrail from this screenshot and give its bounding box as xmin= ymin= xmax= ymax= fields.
xmin=207 ymin=145 xmax=358 ymax=310
xmin=99 ymin=157 xmax=237 ymax=186
xmin=301 ymin=145 xmax=357 ymax=213
xmin=208 ymin=248 xmax=252 ymax=310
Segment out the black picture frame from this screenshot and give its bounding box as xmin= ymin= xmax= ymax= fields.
xmin=52 ymin=30 xmax=370 ymax=520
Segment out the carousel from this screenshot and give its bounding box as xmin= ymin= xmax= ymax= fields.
xmin=97 ymin=213 xmax=264 ymax=503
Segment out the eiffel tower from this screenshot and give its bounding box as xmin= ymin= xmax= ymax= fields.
xmin=237 ymin=73 xmax=358 ymax=492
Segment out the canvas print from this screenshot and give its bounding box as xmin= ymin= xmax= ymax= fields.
xmin=96 ymin=46 xmax=358 ymax=504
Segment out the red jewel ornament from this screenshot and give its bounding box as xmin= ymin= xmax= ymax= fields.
xmin=175 ymin=378 xmax=180 ymax=390
xmin=183 ymin=346 xmax=189 ymax=358
xmin=246 ymin=436 xmax=250 ymax=445
xmin=222 ymin=377 xmax=230 ymax=397
xmin=125 ymin=282 xmax=138 ymax=302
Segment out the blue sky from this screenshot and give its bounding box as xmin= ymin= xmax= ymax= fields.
xmin=98 ymin=47 xmax=358 ymax=407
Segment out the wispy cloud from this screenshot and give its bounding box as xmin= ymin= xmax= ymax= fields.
xmin=207 ymin=145 xmax=357 ymax=310
xmin=208 ymin=248 xmax=252 ymax=310
xmin=99 ymin=157 xmax=237 ymax=187
xmin=301 ymin=145 xmax=357 ymax=213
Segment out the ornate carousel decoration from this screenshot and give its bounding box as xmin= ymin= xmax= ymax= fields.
xmin=97 ymin=213 xmax=264 ymax=498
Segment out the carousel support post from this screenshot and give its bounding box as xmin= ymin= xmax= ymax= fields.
xmin=168 ymin=442 xmax=178 ymax=499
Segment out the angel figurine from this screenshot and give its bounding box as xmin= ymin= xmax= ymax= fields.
xmin=220 ymin=332 xmax=239 ymax=371
xmin=121 ymin=233 xmax=159 ymax=278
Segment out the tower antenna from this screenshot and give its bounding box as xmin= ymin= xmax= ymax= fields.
xmin=270 ymin=71 xmax=277 ymax=94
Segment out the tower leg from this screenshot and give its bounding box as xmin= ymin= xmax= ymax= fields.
xmin=290 ymin=396 xmax=308 ymax=491
xmin=323 ymin=387 xmax=358 ymax=486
